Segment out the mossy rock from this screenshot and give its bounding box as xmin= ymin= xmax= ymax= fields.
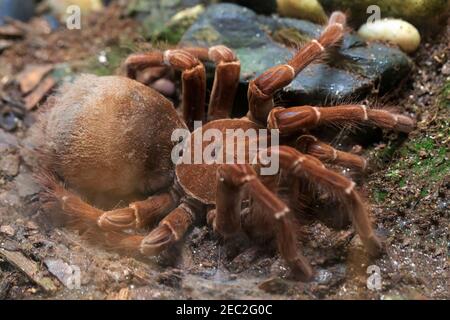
xmin=320 ymin=0 xmax=449 ymax=28
xmin=127 ymin=0 xmax=212 ymax=44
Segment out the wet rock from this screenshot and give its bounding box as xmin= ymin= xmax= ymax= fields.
xmin=181 ymin=3 xmax=412 ymax=107
xmin=0 ymin=0 xmax=35 ymax=25
xmin=0 ymin=153 xmax=20 ymax=177
xmin=225 ymin=0 xmax=277 ymax=15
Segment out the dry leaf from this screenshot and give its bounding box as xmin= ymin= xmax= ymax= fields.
xmin=17 ymin=64 xmax=54 ymax=94
xmin=23 ymin=75 xmax=56 ymax=110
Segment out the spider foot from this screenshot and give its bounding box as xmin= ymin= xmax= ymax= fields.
xmin=362 ymin=234 xmax=384 ymax=258
xmin=98 ymin=208 xmax=136 ymax=231
xmin=140 ymin=224 xmax=175 ymax=256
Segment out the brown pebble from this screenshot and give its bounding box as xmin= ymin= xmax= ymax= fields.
xmin=0 ymin=225 xmax=15 ymax=237
xmin=151 ymin=78 xmax=176 ymax=97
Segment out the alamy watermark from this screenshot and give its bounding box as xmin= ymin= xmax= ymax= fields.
xmin=66 ymin=5 xmax=82 ymax=30
xmin=366 ymin=265 xmax=382 ymax=291
xmin=367 ymin=5 xmax=382 ymax=23
xmin=171 ymin=121 xmax=280 ymax=175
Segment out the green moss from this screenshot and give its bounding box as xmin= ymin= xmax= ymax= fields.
xmin=192 ymin=27 xmax=220 ymax=43
xmin=272 ymin=28 xmax=312 ymax=48
xmin=378 ymin=81 xmax=450 ymax=201
xmin=151 ymin=5 xmax=205 ymax=45
xmin=420 ymin=188 xmax=429 ymax=198
xmin=374 ymin=79 xmax=450 ymax=204
xmin=82 ymin=45 xmax=133 ymax=76
xmin=373 ymin=189 xmax=388 ymax=203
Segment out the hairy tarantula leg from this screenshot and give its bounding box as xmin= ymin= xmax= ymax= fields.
xmin=213 ymin=164 xmax=288 ymax=236
xmin=296 ymin=135 xmax=368 ymax=171
xmin=247 ymin=11 xmax=346 ymax=124
xmin=140 ymin=203 xmax=194 ymax=255
xmin=328 ymin=11 xmax=347 ymax=25
xmin=184 ymin=46 xmax=241 ymax=121
xmin=270 ymin=146 xmax=383 ymax=257
xmin=213 ymin=164 xmax=313 ymax=281
xmin=268 ymin=105 xmax=416 ymax=136
xmin=38 ymin=174 xmax=103 ymax=225
xmin=124 ymin=50 xmax=206 ymax=129
xmin=97 ymin=192 xmax=179 ymax=231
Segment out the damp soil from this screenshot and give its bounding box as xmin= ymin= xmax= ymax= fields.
xmin=0 ymin=6 xmax=448 ymax=300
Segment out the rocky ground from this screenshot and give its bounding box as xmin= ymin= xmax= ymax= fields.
xmin=0 ymin=2 xmax=448 ymax=300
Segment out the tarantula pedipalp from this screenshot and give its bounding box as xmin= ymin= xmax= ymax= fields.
xmin=37 ymin=12 xmax=415 ymax=281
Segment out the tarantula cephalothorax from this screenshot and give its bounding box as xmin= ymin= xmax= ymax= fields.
xmin=37 ymin=12 xmax=415 ymax=281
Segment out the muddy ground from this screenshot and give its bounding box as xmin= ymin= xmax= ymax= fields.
xmin=0 ymin=5 xmax=448 ymax=300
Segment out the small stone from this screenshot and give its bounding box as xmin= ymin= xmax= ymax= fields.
xmin=151 ymin=78 xmax=176 ymax=97
xmin=314 ymin=269 xmax=333 ymax=285
xmin=0 ymin=129 xmax=18 ymax=148
xmin=358 ymin=19 xmax=421 ymax=53
xmin=0 ymin=154 xmax=20 ymax=177
xmin=25 ymin=220 xmax=39 ymax=230
xmin=441 ymin=63 xmax=450 ymax=76
xmin=14 ymin=172 xmax=40 ymax=198
xmin=0 ymin=190 xmax=20 ymax=207
xmin=258 ymin=277 xmax=290 ymax=294
xmin=0 ymin=111 xmax=19 ymax=132
xmin=0 ymin=39 xmax=13 ymax=52
xmin=0 ymin=225 xmax=15 ymax=237
xmin=44 ymin=258 xmax=79 ymax=289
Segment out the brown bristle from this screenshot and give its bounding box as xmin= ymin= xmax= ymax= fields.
xmin=105 ymin=232 xmax=144 ymax=253
xmin=37 ymin=172 xmax=102 ymax=225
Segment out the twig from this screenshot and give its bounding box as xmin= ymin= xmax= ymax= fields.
xmin=0 ymin=248 xmax=59 ymax=292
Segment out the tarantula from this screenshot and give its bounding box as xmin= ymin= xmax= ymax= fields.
xmin=37 ymin=12 xmax=415 ymax=281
